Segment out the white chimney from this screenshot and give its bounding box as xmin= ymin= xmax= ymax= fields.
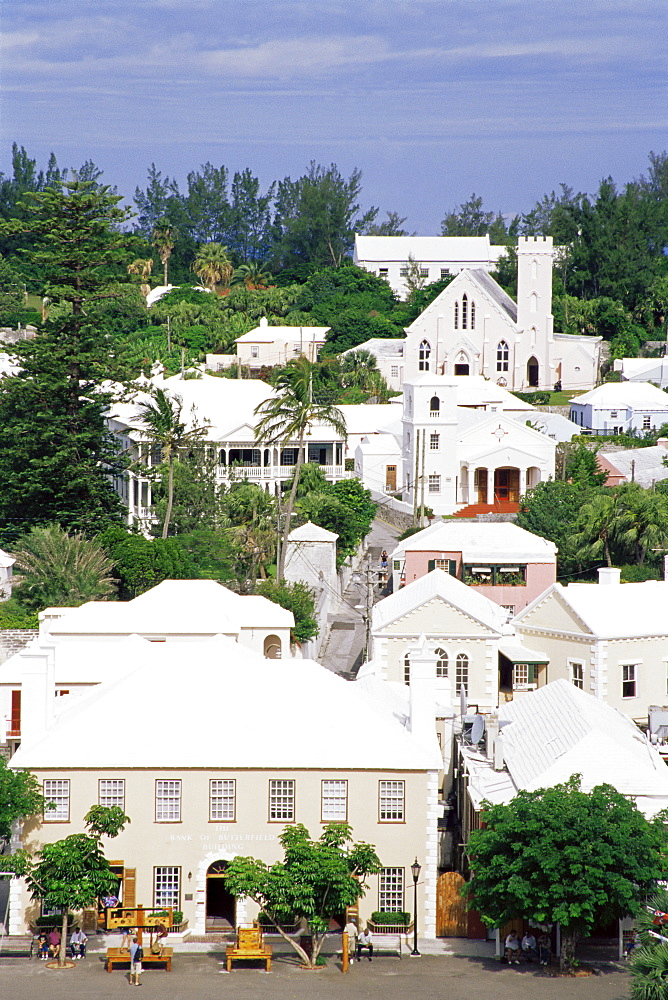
xmin=598 ymin=567 xmax=621 ymax=586
xmin=408 ymin=634 xmax=440 ymax=754
xmin=19 ymin=642 xmax=56 ymax=747
xmin=493 ymin=734 xmax=505 ymax=771
xmin=485 ymin=713 xmax=499 ymax=759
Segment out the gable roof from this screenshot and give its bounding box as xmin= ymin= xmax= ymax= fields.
xmin=287 ymin=521 xmax=339 ymax=543
xmin=393 ymin=521 xmax=556 ymax=563
xmin=354 ymin=234 xmax=505 ymax=264
xmin=571 ymin=381 xmax=668 ymax=410
xmin=10 ymin=635 xmax=440 ymax=771
xmin=406 ymin=268 xmax=517 ymax=331
xmin=515 ymin=579 xmax=668 ymax=639
xmin=236 ymin=323 xmax=329 ymax=344
xmin=372 ymin=568 xmax=508 ymax=633
xmin=599 ymin=445 xmax=668 ymax=488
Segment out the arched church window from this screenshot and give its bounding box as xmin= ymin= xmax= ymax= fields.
xmin=496 ymin=341 xmax=509 ymax=372
xmin=470 ymin=300 xmax=476 ymax=330
xmin=404 ymin=653 xmax=411 ymax=685
xmin=531 ymin=259 xmax=537 ymax=279
xmin=430 ymin=396 xmax=440 ymax=415
xmin=436 ymin=649 xmax=448 ymax=678
xmin=454 ymin=302 xmax=458 ymax=329
xmin=530 ymin=292 xmax=538 ymax=313
xmin=462 ymin=294 xmax=468 ymax=329
xmin=419 ymin=340 xmax=431 ymax=371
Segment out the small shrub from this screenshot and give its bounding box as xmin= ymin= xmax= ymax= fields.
xmin=370 ymin=911 xmax=411 ymax=926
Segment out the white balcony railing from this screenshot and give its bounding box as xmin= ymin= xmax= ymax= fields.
xmin=215 ymin=464 xmax=344 ymax=481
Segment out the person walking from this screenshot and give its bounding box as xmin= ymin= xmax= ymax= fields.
xmin=129 ymin=936 xmax=143 ymax=986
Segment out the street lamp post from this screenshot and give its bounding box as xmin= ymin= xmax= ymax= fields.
xmin=410 ymin=857 xmax=421 ymax=957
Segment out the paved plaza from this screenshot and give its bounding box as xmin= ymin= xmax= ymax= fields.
xmin=1 ymin=947 xmax=632 ymax=1000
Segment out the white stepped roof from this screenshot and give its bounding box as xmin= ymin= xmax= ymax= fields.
xmin=498 ymin=680 xmax=668 ymax=814
xmin=524 ymin=580 xmax=668 ymax=639
xmin=392 ymin=521 xmax=556 ymax=563
xmin=571 ymin=381 xmax=668 ymax=409
xmin=354 ymin=235 xmax=505 ymax=263
xmin=0 ymin=634 xmax=150 ymax=686
xmin=11 ymin=635 xmax=441 ymax=771
xmin=47 ymin=580 xmax=293 ymax=636
xmin=236 ymin=321 xmax=329 ymax=344
xmin=288 ymin=521 xmax=338 ymax=543
xmin=373 ymin=568 xmax=508 ymax=633
xmin=338 ymin=404 xmax=399 ymax=435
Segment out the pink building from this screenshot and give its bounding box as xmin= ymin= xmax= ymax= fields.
xmin=391 ymin=521 xmax=557 ymax=616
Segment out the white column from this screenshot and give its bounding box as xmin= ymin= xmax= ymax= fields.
xmin=519 ymin=468 xmax=527 ymax=497
xmin=486 ymin=468 xmax=493 ymax=504
xmin=422 ymin=770 xmax=439 ymax=939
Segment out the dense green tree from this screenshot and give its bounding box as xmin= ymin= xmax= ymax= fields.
xmin=441 ymin=193 xmax=517 ymax=243
xmin=466 ymin=777 xmax=666 ymax=973
xmin=224 ymin=823 xmax=381 ymax=967
xmin=362 ymin=210 xmax=413 ymax=237
xmin=152 ymin=221 xmax=177 ymax=286
xmin=571 ymin=491 xmax=633 ymax=567
xmin=98 ymin=526 xmax=196 ymax=599
xmin=254 ymin=357 xmax=346 ymax=579
xmin=256 ymin=579 xmax=318 ymax=644
xmin=192 ymin=242 xmax=233 ymax=292
xmin=11 ymin=524 xmax=116 ymax=611
xmin=0 ymin=179 xmax=131 ymax=544
xmin=272 ymin=162 xmax=377 ymax=268
xmin=0 ymin=756 xmax=45 ymax=845
xmin=564 ymin=443 xmax=608 ymax=488
xmin=517 ymin=479 xmax=596 ymax=578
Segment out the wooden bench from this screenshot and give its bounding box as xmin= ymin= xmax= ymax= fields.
xmin=226 ymin=925 xmax=272 ymax=972
xmin=0 ymin=935 xmax=34 ymax=958
xmin=105 ymin=946 xmax=173 ymax=972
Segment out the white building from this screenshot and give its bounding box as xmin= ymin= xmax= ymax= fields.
xmin=0 ymin=548 xmax=15 ymax=601
xmin=0 ymin=579 xmax=296 ymax=751
xmin=354 ymin=238 xmax=601 ymax=394
xmin=353 ymin=235 xmax=507 ymax=299
xmin=514 ymin=568 xmax=668 ymax=723
xmin=568 ymin=381 xmax=668 ymax=435
xmin=7 ymin=632 xmax=442 ymax=937
xmin=207 ymin=318 xmax=329 ymax=371
xmin=614 ymin=356 xmax=668 ymax=389
xmin=107 ymin=373 xmax=346 ymax=530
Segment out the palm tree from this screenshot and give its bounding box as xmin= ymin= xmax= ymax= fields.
xmin=11 ymin=525 xmax=116 ymax=610
xmin=192 ymin=243 xmax=233 ymax=293
xmin=231 ymin=261 xmax=272 ymax=289
xmin=254 ymin=357 xmax=347 ymax=580
xmin=136 ymin=388 xmax=208 ymax=538
xmin=152 ymin=222 xmax=176 ymax=285
xmin=571 ymin=492 xmax=632 ymax=567
xmin=620 ymin=486 xmax=668 ymax=566
xmin=339 ymin=349 xmax=379 ymax=389
xmin=127 ymin=257 xmax=154 ymax=298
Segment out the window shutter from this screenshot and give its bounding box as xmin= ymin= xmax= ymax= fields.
xmin=528 ymin=664 xmax=535 ymax=684
xmin=123 ymin=868 xmax=137 ymax=908
xmin=428 ymin=560 xmax=435 ymax=572
xmin=449 ymin=560 xmax=457 ymax=576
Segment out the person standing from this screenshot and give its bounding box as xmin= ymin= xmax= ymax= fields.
xmin=344 ymin=917 xmax=358 ymax=964
xmin=129 ymin=936 xmax=143 ymax=986
xmin=537 ymin=932 xmax=551 ymax=966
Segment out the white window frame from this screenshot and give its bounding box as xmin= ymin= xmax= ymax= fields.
xmin=404 ymin=652 xmax=411 ymax=685
xmin=496 ymin=341 xmax=509 ymax=372
xmin=250 ymin=345 xmax=259 ymax=359
xmin=379 ymin=867 xmax=405 ymax=912
xmin=429 ymin=433 xmax=440 ymax=451
xmin=379 ymin=780 xmax=405 ymax=822
xmin=455 ymin=653 xmax=469 ymax=696
xmin=428 ymin=474 xmax=441 ymax=493
xmin=269 ymin=779 xmax=295 ymax=822
xmin=44 ymin=779 xmax=70 ymax=822
xmin=99 ymin=778 xmax=125 ymax=811
xmin=321 ymin=780 xmax=348 ymax=822
xmin=391 ymin=366 xmax=399 ymax=378
xmin=154 ymin=866 xmax=180 ymax=910
xmin=569 ymin=660 xmax=584 ymax=690
xmin=435 ymin=648 xmax=448 ymax=678
xmin=643 ymin=415 xmax=651 ymax=430
xmin=418 ymin=340 xmax=431 ymax=371
xmin=622 ymin=662 xmax=638 ymax=699
xmin=209 ymin=779 xmax=236 ymax=822
xmin=155 ymin=779 xmax=181 ymax=822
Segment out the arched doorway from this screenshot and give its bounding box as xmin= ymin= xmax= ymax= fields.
xmin=264 ymin=634 xmax=282 ymax=659
xmin=206 ymin=861 xmax=236 ymax=929
xmin=527 ymin=357 xmax=539 ymax=388
xmin=454 ymin=351 xmax=470 ymax=376
xmin=494 ymin=468 xmax=520 ymax=503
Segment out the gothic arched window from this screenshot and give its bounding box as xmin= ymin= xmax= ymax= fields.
xmin=404 ymin=653 xmax=411 ymax=685
xmin=456 ymin=653 xmax=469 ymax=696
xmin=462 ymin=294 xmax=468 ymax=330
xmin=419 ymin=339 xmax=431 ymax=371
xmin=470 ymin=300 xmax=476 ymax=330
xmin=436 ymin=648 xmax=448 ymax=678
xmin=496 ymin=341 xmax=509 ymax=372
xmin=454 ymin=302 xmax=459 ymax=329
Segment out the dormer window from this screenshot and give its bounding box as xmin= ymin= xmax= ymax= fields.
xmin=419 ymin=340 xmax=431 ymax=371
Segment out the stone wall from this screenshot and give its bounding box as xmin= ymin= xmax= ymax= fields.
xmin=0 ymin=629 xmax=38 ymax=665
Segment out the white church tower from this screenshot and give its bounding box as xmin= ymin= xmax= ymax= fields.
xmin=402 ymin=375 xmax=460 ymax=513
xmin=515 ymin=236 xmax=555 ymax=390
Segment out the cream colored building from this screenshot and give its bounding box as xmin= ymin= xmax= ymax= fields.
xmin=514 ymin=568 xmax=668 ymax=723
xmin=207 ymin=317 xmax=329 ymax=371
xmin=7 ymin=635 xmax=442 ymax=937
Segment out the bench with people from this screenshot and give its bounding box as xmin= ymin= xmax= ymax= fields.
xmin=504 ymin=928 xmax=550 ymax=966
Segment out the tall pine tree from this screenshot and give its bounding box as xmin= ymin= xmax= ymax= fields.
xmin=0 ymin=180 xmax=132 ymax=544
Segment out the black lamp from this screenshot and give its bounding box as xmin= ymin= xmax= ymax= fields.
xmin=410 ymin=857 xmax=421 ymax=956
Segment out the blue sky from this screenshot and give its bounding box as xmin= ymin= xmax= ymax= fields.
xmin=1 ymin=0 xmax=666 ymax=233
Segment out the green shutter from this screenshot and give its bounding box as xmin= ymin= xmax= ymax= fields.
xmin=428 ymin=559 xmax=435 ymax=572
xmin=528 ymin=664 xmax=535 ymax=684
xmin=449 ymin=560 xmax=457 ymax=576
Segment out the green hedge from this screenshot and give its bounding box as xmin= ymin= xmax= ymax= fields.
xmin=370 ymin=911 xmax=411 ymax=926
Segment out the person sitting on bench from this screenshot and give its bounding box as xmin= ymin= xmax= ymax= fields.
xmin=356 ymin=928 xmax=374 ymax=961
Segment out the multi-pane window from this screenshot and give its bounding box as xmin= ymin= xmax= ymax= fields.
xmin=154 ymin=867 xmax=180 ymax=909
xmin=321 ymin=780 xmax=348 ymax=822
xmin=643 ymin=415 xmax=651 ymax=430
xmin=430 ymin=433 xmax=440 ymax=451
xmin=436 ymin=648 xmax=448 ymax=678
xmin=391 ymin=366 xmax=399 ymax=378
xmin=462 ymin=294 xmax=468 ymax=329
xmin=404 ymin=653 xmax=411 ymax=685
xmin=419 ymin=268 xmax=429 ymax=278
xmin=251 ymin=346 xmax=259 ymax=359
xmin=155 ymin=780 xmax=181 ymax=822
xmin=209 ymin=779 xmax=236 ymax=821
xmin=470 ymin=301 xmax=476 ymax=329
xmin=379 ymin=268 xmax=389 ymax=280
xmin=497 ymin=341 xmax=509 ymax=372
xmin=622 ymin=664 xmax=637 ymax=699
xmin=379 ymin=780 xmax=405 ymax=822
xmin=428 ymin=475 xmax=441 ymax=493
xmin=418 ymin=340 xmax=431 ymax=371
xmin=269 ymin=779 xmax=295 ymax=821
xmin=44 ymin=779 xmax=70 ymax=822
xmin=440 ymin=268 xmax=450 ymax=279
xmin=429 ymin=395 xmax=440 ymax=415
xmin=455 ymin=654 xmax=469 ymax=696
xmin=570 ymin=661 xmax=584 ymax=690
xmin=379 ymin=867 xmax=405 ymax=912
xmin=99 ymin=779 xmax=125 ymax=811
xmin=454 ymin=301 xmax=459 ymax=329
